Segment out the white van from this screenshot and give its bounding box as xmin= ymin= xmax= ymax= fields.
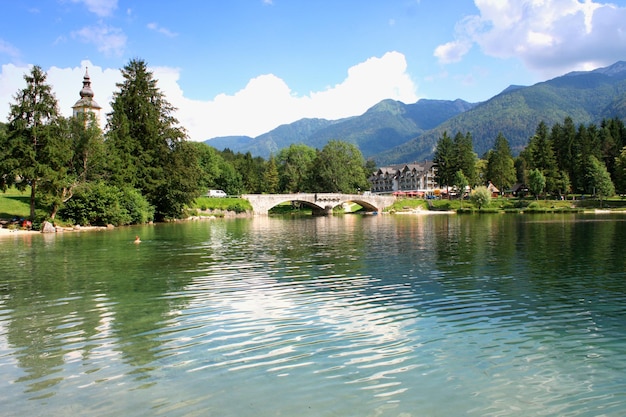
xmin=206 ymin=189 xmax=227 ymax=198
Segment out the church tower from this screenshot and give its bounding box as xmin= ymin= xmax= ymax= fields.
xmin=72 ymin=67 xmax=102 ymax=124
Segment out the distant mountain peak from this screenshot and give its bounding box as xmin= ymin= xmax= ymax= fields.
xmin=594 ymin=61 xmax=626 ymax=76
xmin=501 ymin=85 xmax=526 ymax=94
xmin=365 ymin=99 xmax=406 ymax=115
xmin=565 ymin=60 xmax=626 ymax=77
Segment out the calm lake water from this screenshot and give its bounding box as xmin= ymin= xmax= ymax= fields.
xmin=1 ymin=213 xmax=626 ymax=416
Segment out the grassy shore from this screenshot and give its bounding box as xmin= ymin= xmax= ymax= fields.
xmin=0 ymin=188 xmax=31 ymax=220
xmin=3 ymin=187 xmax=626 ymax=230
xmin=386 ymin=195 xmax=626 ymax=213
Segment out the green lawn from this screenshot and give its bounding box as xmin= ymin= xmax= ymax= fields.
xmin=192 ymin=196 xmax=252 ymax=213
xmin=0 ymin=188 xmax=31 ymax=220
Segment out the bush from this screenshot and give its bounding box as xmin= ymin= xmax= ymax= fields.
xmin=60 ymin=182 xmax=154 ymax=226
xmin=470 ymin=186 xmax=492 ymax=209
xmin=226 ymin=201 xmax=249 ymax=213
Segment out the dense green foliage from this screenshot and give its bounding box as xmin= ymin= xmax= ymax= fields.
xmin=527 ymin=169 xmax=546 ymax=199
xmin=276 ymin=143 xmax=316 ymax=192
xmin=311 ymin=140 xmax=369 ymax=193
xmin=60 ymin=181 xmax=154 ymax=226
xmin=0 ymin=66 xmax=64 ymax=220
xmin=433 ymin=131 xmax=478 ymax=193
xmin=486 ymin=133 xmax=516 ymax=192
xmin=106 ymin=59 xmax=202 ymax=221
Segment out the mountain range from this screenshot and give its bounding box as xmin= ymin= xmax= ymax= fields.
xmin=204 ymin=61 xmax=626 ymax=166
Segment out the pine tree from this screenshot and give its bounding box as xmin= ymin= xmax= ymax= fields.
xmin=454 ymin=132 xmax=477 ymax=186
xmin=263 ymin=155 xmax=280 ymax=193
xmin=486 ymin=133 xmax=516 ymax=193
xmin=106 ymin=59 xmax=201 ymax=220
xmin=525 ymin=121 xmax=559 ymax=194
xmin=1 ymin=66 xmax=65 ymax=220
xmin=433 ymin=132 xmax=455 ymax=192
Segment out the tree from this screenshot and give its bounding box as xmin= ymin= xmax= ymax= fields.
xmin=470 ymin=186 xmax=491 ymax=209
xmin=69 ymin=112 xmax=106 ymax=183
xmin=215 ymin=158 xmax=243 ymax=195
xmin=263 ymin=155 xmax=279 ymax=193
xmin=552 ymin=117 xmax=576 ymax=189
xmin=486 ymin=133 xmax=516 ymax=193
xmin=35 ymin=117 xmax=75 ymax=219
xmin=528 ymin=168 xmax=546 ymax=200
xmin=614 ymin=146 xmax=626 ymax=194
xmin=453 ymin=170 xmax=468 ymax=209
xmin=433 ymin=132 xmax=455 ymax=193
xmin=106 ymin=59 xmax=201 ymax=220
xmin=586 ymin=155 xmax=614 ymax=207
xmin=1 ymin=66 xmax=65 ymax=220
xmin=187 ymin=141 xmax=224 ymax=192
xmin=276 ymin=143 xmax=316 ymax=192
xmin=454 ymin=132 xmax=477 ymax=186
xmin=312 ymin=140 xmax=368 ymax=193
xmin=555 ymin=170 xmax=571 ymax=198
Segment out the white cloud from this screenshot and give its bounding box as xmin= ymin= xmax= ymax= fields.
xmin=435 ymin=0 xmax=626 ymax=77
xmin=70 ymin=0 xmax=118 ymax=17
xmin=147 ymin=23 xmax=178 ymax=38
xmin=434 ymin=40 xmax=472 ymax=64
xmin=148 ymin=51 xmax=418 ymax=141
xmin=71 ymin=23 xmax=127 ymax=57
xmin=0 ymin=52 xmax=418 ymax=142
xmin=0 ymin=39 xmax=20 ymax=59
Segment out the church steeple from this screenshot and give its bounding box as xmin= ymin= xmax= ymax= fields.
xmin=72 ymin=67 xmax=101 ymax=123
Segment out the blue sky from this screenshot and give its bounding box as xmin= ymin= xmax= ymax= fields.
xmin=1 ymin=0 xmax=625 ymax=141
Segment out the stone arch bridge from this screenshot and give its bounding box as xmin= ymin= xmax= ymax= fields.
xmin=242 ymin=193 xmax=396 ymax=215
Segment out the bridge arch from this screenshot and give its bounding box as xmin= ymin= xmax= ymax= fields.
xmin=241 ymin=193 xmax=395 ymax=215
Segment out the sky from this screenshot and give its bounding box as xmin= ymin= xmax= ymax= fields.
xmin=1 ymin=0 xmax=625 ymax=142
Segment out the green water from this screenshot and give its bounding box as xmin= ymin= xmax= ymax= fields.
xmin=1 ymin=214 xmax=626 ymax=416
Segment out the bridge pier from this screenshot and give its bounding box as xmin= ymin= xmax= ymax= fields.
xmin=312 ymin=205 xmax=334 ymax=216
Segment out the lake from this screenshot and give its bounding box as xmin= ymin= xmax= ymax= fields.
xmin=1 ymin=213 xmax=625 ymax=416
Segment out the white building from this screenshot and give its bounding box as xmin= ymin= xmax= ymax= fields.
xmin=368 ymin=161 xmax=440 ymax=195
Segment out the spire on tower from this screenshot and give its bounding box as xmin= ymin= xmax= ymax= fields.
xmin=72 ymin=67 xmax=102 ymax=122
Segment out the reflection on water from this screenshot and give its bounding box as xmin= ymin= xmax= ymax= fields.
xmin=1 ymin=214 xmax=626 ymax=416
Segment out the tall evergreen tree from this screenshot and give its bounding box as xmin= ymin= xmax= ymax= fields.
xmin=106 ymin=59 xmax=201 ymax=220
xmin=433 ymin=132 xmax=455 ymax=192
xmin=1 ymin=66 xmax=65 ymax=220
xmin=486 ymin=133 xmax=516 ymax=193
xmin=552 ymin=117 xmax=576 ymax=190
xmin=263 ymin=155 xmax=280 ymax=193
xmin=454 ymin=132 xmax=477 ymax=186
xmin=614 ymin=146 xmax=626 ymax=194
xmin=524 ymin=121 xmax=559 ymax=194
